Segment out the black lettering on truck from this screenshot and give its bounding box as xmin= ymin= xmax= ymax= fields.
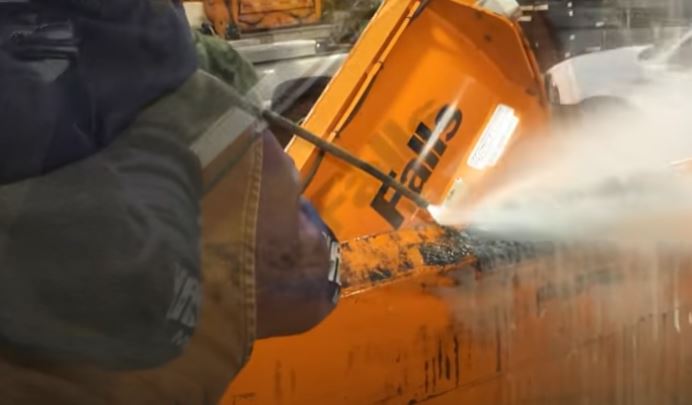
xmin=371 ymin=105 xmax=463 ymax=229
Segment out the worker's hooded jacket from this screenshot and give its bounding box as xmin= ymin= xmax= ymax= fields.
xmin=0 ymin=0 xmax=197 ymax=183
xmin=0 ymin=0 xmax=200 ymax=368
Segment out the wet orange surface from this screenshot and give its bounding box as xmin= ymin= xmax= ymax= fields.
xmin=224 ymin=227 xmax=692 ymax=404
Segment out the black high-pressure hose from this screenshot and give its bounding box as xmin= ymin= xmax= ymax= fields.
xmin=225 ymin=87 xmax=432 ymax=210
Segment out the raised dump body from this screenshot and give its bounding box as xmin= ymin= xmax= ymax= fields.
xmin=286 ymin=0 xmax=548 ymax=241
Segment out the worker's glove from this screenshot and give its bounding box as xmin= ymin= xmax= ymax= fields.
xmin=255 ymin=134 xmax=342 ymax=338
xmin=300 ymin=199 xmax=342 ymax=304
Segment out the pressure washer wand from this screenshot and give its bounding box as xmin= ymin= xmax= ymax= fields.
xmin=226 ymin=88 xmax=432 ymax=211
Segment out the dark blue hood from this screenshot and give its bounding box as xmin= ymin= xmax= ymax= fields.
xmin=0 ymin=0 xmax=197 ymax=184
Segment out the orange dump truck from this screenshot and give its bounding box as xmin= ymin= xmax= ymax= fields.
xmin=223 ymin=0 xmax=548 ymax=402
xmin=214 ymin=0 xmax=692 ymax=403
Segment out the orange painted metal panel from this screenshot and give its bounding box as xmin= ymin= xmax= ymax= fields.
xmin=224 ymin=226 xmax=692 ymax=404
xmin=287 ymin=0 xmax=548 ymax=241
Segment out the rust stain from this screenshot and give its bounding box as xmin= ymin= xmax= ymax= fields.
xmin=453 ymin=336 xmax=460 ymax=386
xmin=431 ymin=357 xmax=437 ymax=389
xmin=444 ymin=356 xmax=451 ymax=381
xmin=495 ymin=316 xmax=502 ymax=373
xmin=290 ymin=369 xmax=296 ymax=396
xmin=437 ymin=340 xmax=443 ymax=379
xmin=424 ymin=360 xmax=430 ymax=393
xmin=274 ymin=362 xmax=283 ymax=401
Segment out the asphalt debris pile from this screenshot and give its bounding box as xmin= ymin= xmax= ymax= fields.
xmin=419 ymin=227 xmax=560 ymax=273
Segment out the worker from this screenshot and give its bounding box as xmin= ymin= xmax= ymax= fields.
xmin=0 ymin=0 xmax=339 ymax=403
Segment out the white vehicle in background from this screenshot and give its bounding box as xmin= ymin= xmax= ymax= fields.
xmin=546 ymin=27 xmax=692 ymax=106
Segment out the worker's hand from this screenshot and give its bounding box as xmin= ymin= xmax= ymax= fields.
xmin=255 ymin=133 xmax=340 ymax=339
